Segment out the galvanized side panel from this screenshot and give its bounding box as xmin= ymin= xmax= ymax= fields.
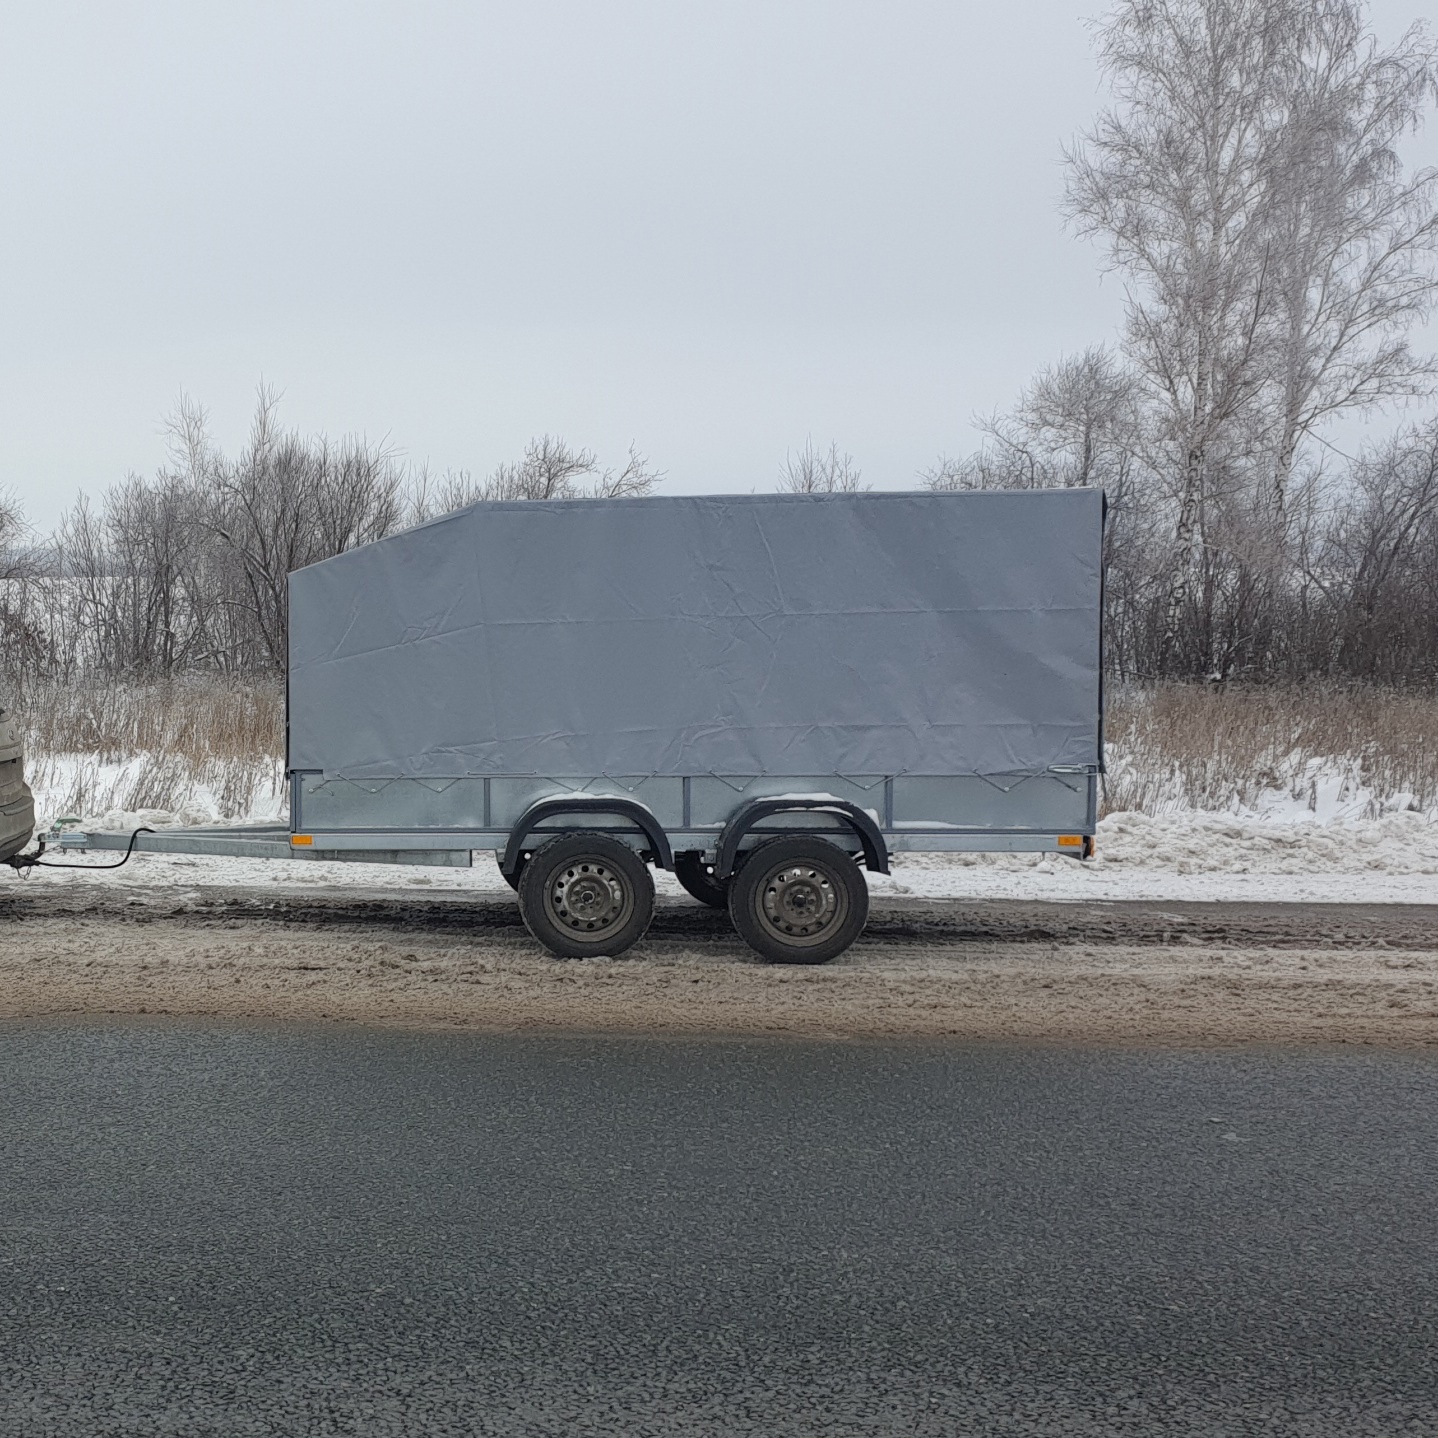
xmin=289 ymin=769 xmax=1098 ymax=858
xmin=890 ymin=774 xmax=1091 ymax=833
xmin=685 ymin=776 xmax=886 ymax=827
xmin=292 ymin=772 xmax=1089 ymax=836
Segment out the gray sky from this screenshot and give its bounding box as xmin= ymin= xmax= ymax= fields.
xmin=3 ymin=0 xmax=1434 ymax=529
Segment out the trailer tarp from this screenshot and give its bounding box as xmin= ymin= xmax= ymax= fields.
xmin=287 ymin=489 xmax=1104 ymax=780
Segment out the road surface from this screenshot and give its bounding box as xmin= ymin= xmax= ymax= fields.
xmin=1 ymin=1021 xmax=1435 ymax=1435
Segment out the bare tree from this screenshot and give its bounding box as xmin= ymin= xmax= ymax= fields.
xmin=1324 ymin=418 xmax=1438 ymax=678
xmin=591 ymin=443 xmax=664 ymax=499
xmin=484 ymin=435 xmax=602 ymax=502
xmin=1260 ymin=7 xmax=1438 ymax=512
xmin=0 ymin=490 xmax=50 ymax=685
xmin=403 ymin=465 xmax=479 ymax=524
xmin=35 ymin=395 xmax=668 ymax=682
xmin=1065 ymin=0 xmax=1438 ymax=672
xmin=1066 ymin=0 xmax=1298 ymax=669
xmin=202 ymin=389 xmax=407 ymax=671
xmin=408 ymin=437 xmax=662 ymax=521
xmin=926 ymin=349 xmax=1142 ymax=491
xmin=779 ymin=440 xmax=866 ymax=493
xmin=0 ymin=489 xmax=27 ymax=564
xmin=103 ymin=471 xmax=206 ymax=675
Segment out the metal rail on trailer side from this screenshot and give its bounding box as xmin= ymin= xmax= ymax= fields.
xmin=56 ymin=824 xmax=471 ymax=867
xmin=26 ymin=488 xmax=1106 ymax=964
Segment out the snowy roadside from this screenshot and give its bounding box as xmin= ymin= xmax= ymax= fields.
xmin=13 ymin=806 xmax=1438 ymax=907
xmin=8 ymin=886 xmax=1437 ymax=1046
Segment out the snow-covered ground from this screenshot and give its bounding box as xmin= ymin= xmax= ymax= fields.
xmin=881 ymin=808 xmax=1438 ymax=904
xmin=24 ymin=752 xmax=287 ymax=832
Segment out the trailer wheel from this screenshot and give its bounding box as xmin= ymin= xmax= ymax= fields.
xmin=673 ymin=851 xmax=728 ymax=909
xmin=517 ymin=832 xmax=655 ymax=958
xmin=727 ymin=835 xmax=868 ymax=965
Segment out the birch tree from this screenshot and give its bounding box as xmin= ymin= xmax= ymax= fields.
xmin=1066 ymin=0 xmax=1438 ymax=671
xmin=1067 ymin=0 xmax=1291 ymax=670
xmin=1261 ymin=6 xmax=1438 ymax=512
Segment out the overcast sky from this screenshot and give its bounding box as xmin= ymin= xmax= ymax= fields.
xmin=2 ymin=0 xmax=1434 ymax=529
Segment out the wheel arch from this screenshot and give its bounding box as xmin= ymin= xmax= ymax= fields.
xmin=714 ymin=797 xmax=890 ymax=881
xmin=501 ymin=796 xmax=674 ymax=880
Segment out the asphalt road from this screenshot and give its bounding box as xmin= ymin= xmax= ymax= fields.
xmin=1 ymin=1023 xmax=1436 ymax=1436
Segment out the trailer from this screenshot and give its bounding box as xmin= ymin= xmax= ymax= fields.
xmin=33 ymin=488 xmax=1105 ymax=963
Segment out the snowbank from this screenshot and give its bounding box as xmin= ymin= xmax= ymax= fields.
xmin=870 ymin=808 xmax=1438 ymax=905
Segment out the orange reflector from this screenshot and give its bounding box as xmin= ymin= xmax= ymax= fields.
xmin=291 ymin=834 xmax=314 ymax=846
xmin=1057 ymin=834 xmax=1084 ymax=848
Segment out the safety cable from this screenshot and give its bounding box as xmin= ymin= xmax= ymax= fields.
xmin=8 ymin=826 xmax=155 ymax=871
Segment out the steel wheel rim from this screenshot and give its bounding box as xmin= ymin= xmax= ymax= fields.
xmin=544 ymin=858 xmax=633 ymax=936
xmin=756 ymin=860 xmax=846 ymax=947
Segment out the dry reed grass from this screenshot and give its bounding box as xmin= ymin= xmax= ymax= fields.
xmin=18 ymin=675 xmax=282 ymax=762
xmin=1104 ymin=684 xmax=1438 ymax=816
xmin=18 ymin=676 xmax=284 ymax=820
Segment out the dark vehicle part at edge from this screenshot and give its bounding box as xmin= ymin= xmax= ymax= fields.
xmin=0 ymin=702 xmax=36 ymax=867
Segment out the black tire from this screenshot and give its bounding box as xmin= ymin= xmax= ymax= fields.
xmin=727 ymin=835 xmax=869 ymax=965
xmin=674 ymin=851 xmax=729 ymax=909
xmin=517 ymin=832 xmax=655 ymax=958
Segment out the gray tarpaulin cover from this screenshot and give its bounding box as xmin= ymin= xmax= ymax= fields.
xmin=287 ymin=489 xmax=1103 ymax=780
